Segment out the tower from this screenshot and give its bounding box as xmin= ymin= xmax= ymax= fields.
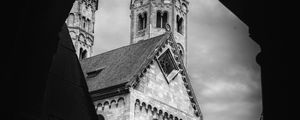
xmin=65 ymin=0 xmax=99 ymax=59
xmin=130 ymin=0 xmax=189 ymax=65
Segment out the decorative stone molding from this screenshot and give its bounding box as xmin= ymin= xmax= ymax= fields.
xmin=96 ymin=97 xmax=126 ymax=111
xmin=134 ymin=99 xmax=183 ymax=120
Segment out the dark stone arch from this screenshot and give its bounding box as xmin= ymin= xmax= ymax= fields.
xmin=163 ymin=112 xmax=168 ymax=120
xmin=103 ymin=101 xmax=109 ymax=110
xmin=135 ymin=99 xmax=140 ymax=104
xmin=141 ymin=102 xmax=147 ymax=112
xmin=153 ymin=107 xmax=158 ymax=115
xmin=169 ymin=114 xmax=173 ymax=119
xmin=97 ymin=103 xmax=102 ymax=111
xmin=110 ymin=100 xmax=117 ymax=108
xmin=175 ymin=117 xmax=179 ymax=120
xmin=135 ymin=99 xmax=141 ymax=110
xmin=147 ymin=104 xmax=152 ymax=113
xmin=117 ymin=97 xmax=125 ymax=107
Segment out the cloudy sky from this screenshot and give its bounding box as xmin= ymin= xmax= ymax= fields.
xmin=92 ymin=0 xmax=262 ymax=120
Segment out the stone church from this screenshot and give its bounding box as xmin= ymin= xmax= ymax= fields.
xmin=65 ymin=0 xmax=98 ymax=59
xmin=65 ymin=0 xmax=203 ymax=120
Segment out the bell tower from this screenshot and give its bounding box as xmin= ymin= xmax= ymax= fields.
xmin=130 ymin=0 xmax=189 ymax=65
xmin=65 ymin=0 xmax=99 ymax=60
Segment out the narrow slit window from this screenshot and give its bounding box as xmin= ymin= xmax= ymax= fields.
xmin=156 ymin=11 xmax=162 ymax=28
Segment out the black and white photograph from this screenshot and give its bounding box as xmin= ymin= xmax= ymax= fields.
xmin=9 ymin=0 xmax=282 ymax=120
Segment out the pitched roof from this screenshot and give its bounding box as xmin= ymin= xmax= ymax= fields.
xmin=80 ymin=32 xmax=203 ymax=118
xmin=80 ymin=33 xmax=170 ymax=92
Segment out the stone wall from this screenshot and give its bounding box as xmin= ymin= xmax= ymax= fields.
xmin=130 ymin=89 xmax=197 ymax=120
xmin=134 ymin=45 xmax=196 ymax=117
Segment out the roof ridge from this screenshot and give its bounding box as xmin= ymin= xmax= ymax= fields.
xmin=126 ymin=32 xmax=171 ymax=87
xmin=81 ymin=33 xmax=168 ymax=62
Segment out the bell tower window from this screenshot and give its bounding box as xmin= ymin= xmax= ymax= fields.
xmin=137 ymin=12 xmax=147 ymax=31
xmin=176 ymin=15 xmax=184 ymax=34
xmin=156 ymin=11 xmax=168 ymax=28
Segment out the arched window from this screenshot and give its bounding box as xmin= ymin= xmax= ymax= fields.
xmin=97 ymin=103 xmax=102 ymax=111
xmin=68 ymin=13 xmax=75 ymax=26
xmin=117 ymin=97 xmax=125 ymax=107
xmin=138 ymin=14 xmax=143 ymax=30
xmin=103 ymin=101 xmax=109 ymax=110
xmin=137 ymin=12 xmax=147 ymax=31
xmin=176 ymin=15 xmax=183 ymax=34
xmin=82 ymin=50 xmax=87 ymax=59
xmin=156 ymin=10 xmax=162 ymax=28
xmin=156 ymin=11 xmax=168 ymax=28
xmin=143 ymin=12 xmax=147 ymax=29
xmin=110 ymin=100 xmax=117 ymax=108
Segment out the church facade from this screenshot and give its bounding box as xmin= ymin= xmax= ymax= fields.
xmin=65 ymin=0 xmax=202 ymax=120
xmin=81 ymin=32 xmax=202 ymax=120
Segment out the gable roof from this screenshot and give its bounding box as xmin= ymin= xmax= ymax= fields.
xmin=80 ymin=33 xmax=170 ymax=92
xmin=80 ymin=31 xmax=203 ymax=119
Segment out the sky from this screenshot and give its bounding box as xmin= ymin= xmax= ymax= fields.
xmin=92 ymin=0 xmax=262 ymax=120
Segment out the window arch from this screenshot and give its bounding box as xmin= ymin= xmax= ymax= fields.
xmin=97 ymin=103 xmax=102 ymax=111
xmin=137 ymin=12 xmax=147 ymax=31
xmin=82 ymin=50 xmax=87 ymax=59
xmin=117 ymin=97 xmax=125 ymax=107
xmin=138 ymin=14 xmax=143 ymax=30
xmin=156 ymin=10 xmax=162 ymax=28
xmin=176 ymin=15 xmax=184 ymax=34
xmin=143 ymin=12 xmax=147 ymax=29
xmin=156 ymin=10 xmax=168 ymax=28
xmin=79 ymin=48 xmax=87 ymax=59
xmin=162 ymin=12 xmax=168 ymax=28
xmin=68 ymin=13 xmax=75 ymax=26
